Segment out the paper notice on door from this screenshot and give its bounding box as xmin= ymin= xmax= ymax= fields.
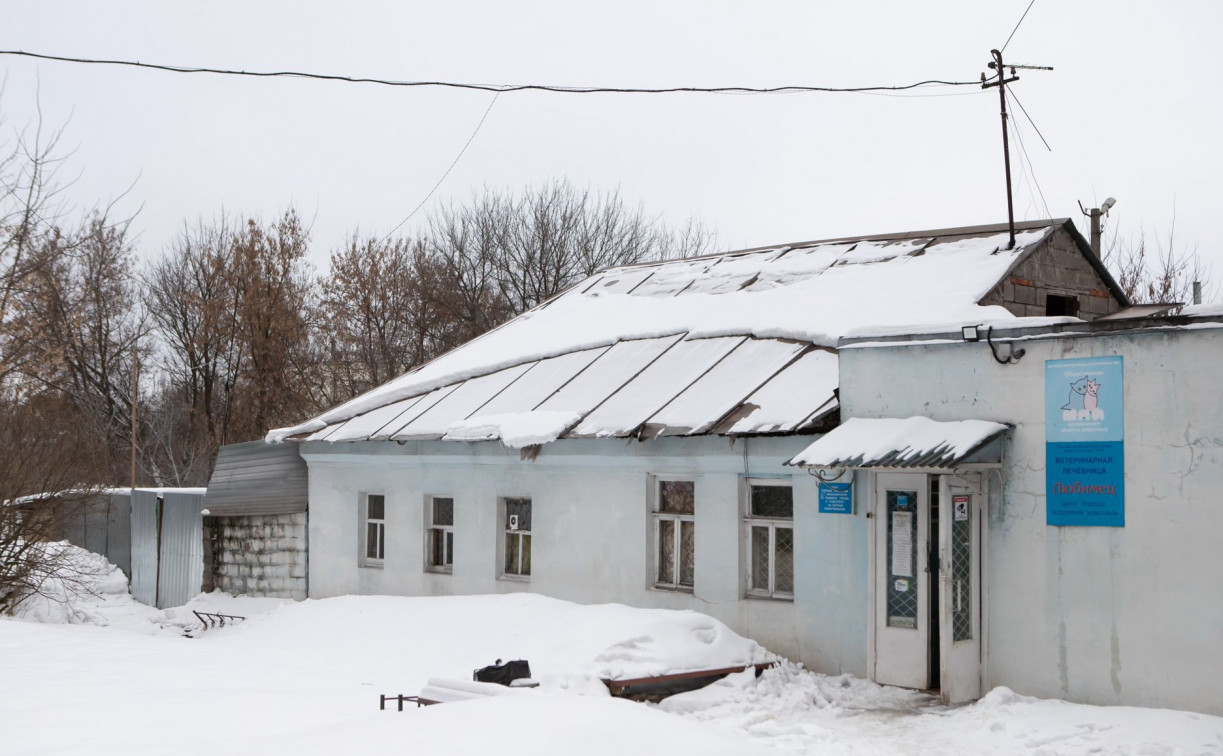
xmin=891 ymin=511 xmax=914 ymax=577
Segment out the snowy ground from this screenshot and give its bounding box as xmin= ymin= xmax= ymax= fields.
xmin=2 ymin=546 xmax=1220 ymax=756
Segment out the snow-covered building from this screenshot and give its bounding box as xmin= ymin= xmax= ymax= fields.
xmin=266 ymin=218 xmax=1222 ymax=714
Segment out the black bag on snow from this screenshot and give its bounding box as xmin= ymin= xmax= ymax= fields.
xmin=473 ymin=658 xmax=532 ymax=686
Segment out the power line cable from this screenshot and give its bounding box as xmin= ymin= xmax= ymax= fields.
xmin=1012 ymin=121 xmax=1049 ymax=220
xmin=379 ymin=91 xmax=500 ymax=243
xmin=1001 ymin=0 xmax=1037 ymax=53
xmin=1006 ymin=87 xmax=1051 ymax=151
xmin=0 ymin=49 xmax=981 ymax=96
xmin=1006 ymin=92 xmax=1051 ymax=220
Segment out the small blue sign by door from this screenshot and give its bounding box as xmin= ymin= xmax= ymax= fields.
xmin=819 ymin=482 xmax=853 ymax=514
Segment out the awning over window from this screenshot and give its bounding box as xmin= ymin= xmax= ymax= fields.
xmin=787 ymin=417 xmax=1010 ymax=470
xmin=204 ymin=441 xmax=308 ymax=516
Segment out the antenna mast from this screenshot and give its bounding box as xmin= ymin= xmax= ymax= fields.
xmin=982 ymin=50 xmax=1052 ymax=250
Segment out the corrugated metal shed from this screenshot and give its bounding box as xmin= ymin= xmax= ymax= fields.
xmin=205 ymin=440 xmax=308 ymax=516
xmin=156 ymin=491 xmax=205 ymax=609
xmin=129 ymin=490 xmax=160 ymax=607
xmin=105 ymin=492 xmax=132 ymax=579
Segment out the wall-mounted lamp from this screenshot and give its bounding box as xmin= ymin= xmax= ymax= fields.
xmin=962 ymin=325 xmax=982 ymax=342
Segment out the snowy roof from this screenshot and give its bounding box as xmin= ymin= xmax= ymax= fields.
xmin=787 ymin=417 xmax=1010 ymax=469
xmin=270 ymin=221 xmax=1060 ymax=445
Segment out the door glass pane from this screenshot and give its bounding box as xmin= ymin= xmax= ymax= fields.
xmin=751 ymin=525 xmax=770 ymax=591
xmin=679 ymin=520 xmax=695 ymax=587
xmin=952 ymin=494 xmax=972 ymax=641
xmin=658 ymin=519 xmax=675 ymax=584
xmin=774 ymin=527 xmax=794 ymax=594
xmin=886 ymin=489 xmax=918 ymax=629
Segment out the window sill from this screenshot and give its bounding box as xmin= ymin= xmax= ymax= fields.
xmin=651 ymin=584 xmax=695 ymax=594
xmin=499 ymin=574 xmax=531 ymax=583
xmin=744 ymin=591 xmax=794 ymax=602
xmin=359 ymin=561 xmax=385 ymax=570
xmin=425 ymin=567 xmax=453 ymax=575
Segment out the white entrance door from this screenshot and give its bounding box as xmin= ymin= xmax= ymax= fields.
xmin=938 ymin=475 xmax=983 ymax=703
xmin=873 ymin=473 xmax=930 ymax=689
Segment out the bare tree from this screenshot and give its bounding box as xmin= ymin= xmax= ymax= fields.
xmin=433 ymin=181 xmax=715 ymax=317
xmin=143 ymin=216 xmax=243 ymax=472
xmin=317 ymin=235 xmax=441 ymax=402
xmin=425 ymin=180 xmax=716 ymax=343
xmin=1104 ymin=218 xmax=1214 ymax=307
xmin=0 ymin=109 xmax=114 ymax=608
xmin=0 ymin=106 xmax=74 ymax=390
xmin=227 ymin=210 xmax=317 ymax=439
xmin=0 ymin=394 xmax=103 ymax=613
xmin=143 ymin=210 xmax=318 ymax=460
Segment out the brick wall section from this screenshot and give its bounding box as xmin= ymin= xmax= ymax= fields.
xmin=979 ymin=228 xmax=1123 ymax=319
xmin=205 ymin=513 xmax=307 ymax=600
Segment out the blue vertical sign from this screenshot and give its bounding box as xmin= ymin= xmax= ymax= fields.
xmin=1045 ymin=356 xmax=1124 ymax=526
xmin=818 ymin=482 xmax=853 ymax=514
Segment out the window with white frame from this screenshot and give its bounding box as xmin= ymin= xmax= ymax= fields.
xmin=426 ymin=496 xmax=454 ymax=573
xmin=502 ymin=497 xmax=531 ymax=578
xmin=745 ymin=481 xmax=793 ymax=599
xmin=653 ymin=479 xmax=695 ymax=591
xmin=361 ymin=493 xmax=386 ymax=566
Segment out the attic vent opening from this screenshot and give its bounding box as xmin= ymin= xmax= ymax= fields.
xmin=1045 ymin=294 xmax=1079 ymax=317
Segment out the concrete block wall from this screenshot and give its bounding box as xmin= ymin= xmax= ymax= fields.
xmin=209 ymin=513 xmax=307 ymax=599
xmin=980 ymin=229 xmax=1122 ymax=319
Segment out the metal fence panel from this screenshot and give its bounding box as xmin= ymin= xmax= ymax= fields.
xmin=129 ymin=490 xmax=161 ymax=606
xmin=156 ymin=492 xmax=204 ymax=609
xmin=82 ymin=496 xmax=109 ymax=556
xmin=59 ymin=499 xmax=87 ymax=550
xmin=106 ymin=493 xmax=132 ymax=578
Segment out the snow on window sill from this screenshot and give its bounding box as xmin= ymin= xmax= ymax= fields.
xmin=745 ymin=591 xmax=794 ymax=602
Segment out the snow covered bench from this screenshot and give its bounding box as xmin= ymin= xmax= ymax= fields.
xmin=420 ymin=677 xmax=538 ymax=704
xmin=381 ymin=677 xmax=538 ymax=710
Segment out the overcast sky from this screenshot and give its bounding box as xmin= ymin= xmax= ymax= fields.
xmin=2 ymin=1 xmax=1220 ymax=294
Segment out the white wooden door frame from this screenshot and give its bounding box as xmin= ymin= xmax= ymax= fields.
xmin=866 ymin=470 xmax=992 ymax=698
xmin=869 ymin=472 xmax=930 ymax=690
xmin=938 ymin=473 xmax=984 ymax=703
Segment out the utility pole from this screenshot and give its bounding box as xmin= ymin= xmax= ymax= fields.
xmin=982 ymin=50 xmax=1052 ymax=250
xmin=130 ymin=348 xmax=139 ymax=492
xmin=1079 ymin=198 xmax=1117 ymax=258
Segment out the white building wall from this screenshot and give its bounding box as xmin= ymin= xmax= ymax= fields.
xmin=303 ymin=435 xmax=869 ymax=676
xmin=839 ymin=324 xmax=1223 ymax=714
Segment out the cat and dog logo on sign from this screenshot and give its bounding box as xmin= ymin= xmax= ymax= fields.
xmin=1044 ymin=356 xmax=1125 ymax=527
xmin=1062 ymin=375 xmax=1104 ymax=421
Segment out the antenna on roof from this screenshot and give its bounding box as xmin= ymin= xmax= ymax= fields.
xmin=982 ymin=49 xmax=1053 ymax=250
